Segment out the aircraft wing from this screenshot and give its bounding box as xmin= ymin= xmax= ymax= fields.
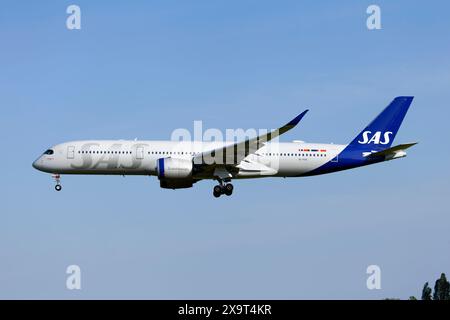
xmin=192 ymin=110 xmax=309 ymax=167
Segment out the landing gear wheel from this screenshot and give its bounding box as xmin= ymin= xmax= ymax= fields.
xmin=224 ymin=183 xmax=233 ymax=196
xmin=213 ymin=185 xmax=222 ymax=197
xmin=55 ymin=184 xmax=62 ymax=191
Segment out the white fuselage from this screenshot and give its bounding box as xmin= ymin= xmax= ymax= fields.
xmin=32 ymin=140 xmax=346 ymax=178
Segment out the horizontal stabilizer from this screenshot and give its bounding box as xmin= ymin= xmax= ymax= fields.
xmin=365 ymin=142 xmax=418 ymax=159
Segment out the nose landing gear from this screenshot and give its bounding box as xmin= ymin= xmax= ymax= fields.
xmin=212 ymin=180 xmax=234 ymax=198
xmin=52 ymin=174 xmax=62 ymax=191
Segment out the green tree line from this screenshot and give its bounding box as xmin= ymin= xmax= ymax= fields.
xmin=408 ymin=273 xmax=450 ymax=300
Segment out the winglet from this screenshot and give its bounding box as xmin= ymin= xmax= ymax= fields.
xmin=286 ymin=109 xmax=309 ymax=127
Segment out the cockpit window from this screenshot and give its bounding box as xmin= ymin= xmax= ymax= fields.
xmin=43 ymin=149 xmax=54 ymax=155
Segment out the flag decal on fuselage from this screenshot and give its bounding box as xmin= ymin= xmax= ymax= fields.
xmin=299 ymin=149 xmax=326 ymax=152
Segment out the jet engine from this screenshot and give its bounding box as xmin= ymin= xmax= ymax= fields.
xmin=156 ymin=158 xmax=194 ymax=189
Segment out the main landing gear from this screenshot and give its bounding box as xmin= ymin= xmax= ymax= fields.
xmin=213 ymin=180 xmax=233 ymax=198
xmin=53 ymin=174 xmax=62 ymax=191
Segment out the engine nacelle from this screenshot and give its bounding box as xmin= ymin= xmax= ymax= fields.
xmin=156 ymin=157 xmax=193 ymax=179
xmin=159 ymin=179 xmax=193 ymax=189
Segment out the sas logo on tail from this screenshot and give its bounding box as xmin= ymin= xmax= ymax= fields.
xmin=358 ymin=131 xmax=393 ymax=145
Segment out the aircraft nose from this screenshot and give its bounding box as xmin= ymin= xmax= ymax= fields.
xmin=32 ymin=158 xmax=43 ymax=170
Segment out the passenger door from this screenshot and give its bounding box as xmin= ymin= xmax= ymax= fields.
xmin=67 ymin=146 xmax=75 ymax=159
xmin=136 ymin=147 xmax=144 ymax=160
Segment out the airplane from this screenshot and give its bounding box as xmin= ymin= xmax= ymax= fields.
xmin=33 ymin=96 xmax=416 ymax=198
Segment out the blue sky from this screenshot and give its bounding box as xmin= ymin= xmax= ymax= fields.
xmin=1 ymin=0 xmax=449 ymax=299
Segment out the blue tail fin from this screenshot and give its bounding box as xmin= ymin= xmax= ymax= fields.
xmin=347 ymin=96 xmax=413 ymax=150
